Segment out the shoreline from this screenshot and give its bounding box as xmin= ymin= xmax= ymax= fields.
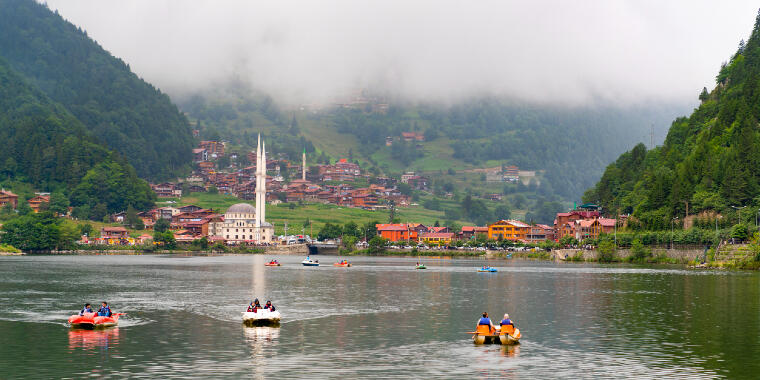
xmin=5 ymin=247 xmax=756 ymax=270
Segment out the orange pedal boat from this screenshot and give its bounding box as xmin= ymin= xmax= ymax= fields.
xmin=468 ymin=324 xmax=521 ymax=345
xmin=265 ymin=261 xmax=281 ymax=267
xmin=68 ymin=312 xmax=124 ymax=329
xmin=333 ymin=261 xmax=351 ymax=267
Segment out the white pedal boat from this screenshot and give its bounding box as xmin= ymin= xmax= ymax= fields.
xmin=242 ymin=309 xmax=281 ymax=326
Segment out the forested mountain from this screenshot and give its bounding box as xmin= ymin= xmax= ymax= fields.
xmin=0 ymin=0 xmax=194 ymax=179
xmin=0 ymin=57 xmax=155 ymax=215
xmin=584 ymin=11 xmax=760 ymax=229
xmin=183 ymin=88 xmax=684 ymax=203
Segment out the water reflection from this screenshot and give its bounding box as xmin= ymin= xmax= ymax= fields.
xmin=501 ymin=344 xmax=520 ymax=357
xmin=68 ymin=328 xmax=120 ymax=351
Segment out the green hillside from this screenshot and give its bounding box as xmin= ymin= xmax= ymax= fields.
xmin=0 ymin=0 xmax=194 ymax=180
xmin=584 ymin=11 xmax=760 ymax=229
xmin=0 ymin=57 xmax=154 ymax=215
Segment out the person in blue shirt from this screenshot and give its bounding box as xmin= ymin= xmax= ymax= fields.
xmin=79 ymin=303 xmax=93 ymax=315
xmin=97 ymin=301 xmax=112 ymax=317
xmin=476 ymin=312 xmax=494 ymax=331
xmin=500 ymin=314 xmax=513 ymax=327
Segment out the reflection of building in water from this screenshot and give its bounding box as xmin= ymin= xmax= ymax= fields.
xmin=244 ymin=326 xmax=279 ymax=377
xmin=68 ymin=328 xmax=120 ymax=350
xmin=252 ymin=255 xmax=266 ymax=300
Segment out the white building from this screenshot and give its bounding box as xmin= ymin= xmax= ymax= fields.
xmin=213 ymin=135 xmax=274 ymax=244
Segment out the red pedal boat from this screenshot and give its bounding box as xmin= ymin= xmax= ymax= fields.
xmin=68 ymin=312 xmax=124 ymax=328
xmin=265 ymin=261 xmax=281 ymax=267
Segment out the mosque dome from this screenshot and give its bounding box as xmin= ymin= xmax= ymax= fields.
xmin=226 ymin=203 xmax=256 ymax=215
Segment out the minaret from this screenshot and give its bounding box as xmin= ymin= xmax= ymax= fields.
xmin=255 ymin=134 xmax=262 ymax=230
xmin=302 ymin=147 xmax=306 ymax=181
xmin=260 ymin=140 xmax=267 ymax=225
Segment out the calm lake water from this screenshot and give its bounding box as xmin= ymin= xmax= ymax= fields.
xmin=0 ymin=254 xmax=758 ymax=378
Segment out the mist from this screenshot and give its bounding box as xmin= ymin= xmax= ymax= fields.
xmin=44 ymin=0 xmax=760 ymax=107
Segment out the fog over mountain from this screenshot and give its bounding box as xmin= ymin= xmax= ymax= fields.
xmin=45 ymin=0 xmax=758 ymax=106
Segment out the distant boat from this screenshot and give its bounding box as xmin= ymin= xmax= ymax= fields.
xmin=477 ymin=267 xmax=498 ymax=272
xmin=265 ymin=261 xmax=281 ymax=267
xmin=415 ymin=264 xmax=427 ymax=270
xmin=333 ymin=261 xmax=351 ymax=267
xmin=302 ymin=258 xmax=319 ymax=266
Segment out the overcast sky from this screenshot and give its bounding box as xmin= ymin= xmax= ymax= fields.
xmin=44 ymin=0 xmax=760 ymax=106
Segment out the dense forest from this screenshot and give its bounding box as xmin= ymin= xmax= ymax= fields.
xmin=584 ymin=11 xmax=760 ymax=230
xmin=0 ymin=0 xmax=194 ymax=180
xmin=326 ymin=101 xmax=684 ymax=201
xmin=0 ymin=58 xmax=155 ymax=216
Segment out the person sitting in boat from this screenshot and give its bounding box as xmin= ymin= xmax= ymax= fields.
xmin=500 ymin=313 xmax=514 ymax=327
xmin=264 ymin=300 xmax=276 ymax=312
xmin=247 ymin=299 xmax=262 ymax=312
xmin=97 ymin=302 xmax=112 ymax=317
xmin=79 ymin=303 xmax=93 ymax=316
xmin=477 ymin=312 xmax=494 ymax=331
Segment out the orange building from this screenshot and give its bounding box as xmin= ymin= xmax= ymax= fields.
xmin=376 ymin=224 xmax=418 ymax=242
xmin=487 ymin=220 xmax=530 ymax=241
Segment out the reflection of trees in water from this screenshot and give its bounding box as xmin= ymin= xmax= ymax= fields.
xmin=68 ymin=328 xmax=120 ymax=351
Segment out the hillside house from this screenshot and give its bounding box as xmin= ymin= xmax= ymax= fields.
xmin=152 ymin=183 xmax=182 ymax=198
xmin=100 ymin=226 xmax=128 ymax=239
xmin=402 ymin=132 xmax=425 ymax=141
xmin=27 ymin=195 xmax=50 ymax=213
xmin=199 ymin=141 xmax=225 ymax=157
xmin=0 ymin=190 xmax=18 ymax=209
xmin=193 ymin=148 xmax=208 ymax=162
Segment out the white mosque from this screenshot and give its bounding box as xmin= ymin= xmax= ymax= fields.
xmin=214 ymin=135 xmax=274 ymax=243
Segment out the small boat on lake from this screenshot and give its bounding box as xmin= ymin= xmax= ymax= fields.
xmin=242 ymin=309 xmax=281 ymax=327
xmin=415 ymin=264 xmax=427 ymax=270
xmin=333 ymin=261 xmax=351 ymax=267
xmin=469 ymin=324 xmax=521 ymax=345
xmin=68 ymin=312 xmax=123 ymax=329
xmin=302 ymin=257 xmax=319 ymax=266
xmin=265 ymin=260 xmax=281 ymax=267
xmin=478 ymin=266 xmax=498 ymax=272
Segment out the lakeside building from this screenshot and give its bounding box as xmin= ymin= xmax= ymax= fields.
xmin=210 ymin=135 xmax=274 ymax=244
xmin=487 ymin=220 xmax=531 ymax=241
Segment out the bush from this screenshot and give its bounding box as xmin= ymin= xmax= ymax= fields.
xmin=0 ymin=244 xmax=21 ymax=253
xmin=597 ymin=238 xmax=616 ymax=263
xmin=629 ymin=239 xmax=651 ymax=262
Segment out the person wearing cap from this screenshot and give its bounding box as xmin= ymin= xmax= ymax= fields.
xmin=264 ymin=300 xmax=276 ymax=312
xmin=500 ymin=313 xmax=513 ymax=327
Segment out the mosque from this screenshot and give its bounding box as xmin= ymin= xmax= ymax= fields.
xmin=213 ymin=135 xmax=274 ymax=243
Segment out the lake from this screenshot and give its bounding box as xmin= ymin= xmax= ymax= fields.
xmin=0 ymin=255 xmax=757 ymax=378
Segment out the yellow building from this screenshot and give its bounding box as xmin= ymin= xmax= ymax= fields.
xmin=487 ymin=220 xmax=531 ymax=241
xmin=418 ymin=232 xmax=454 ymax=245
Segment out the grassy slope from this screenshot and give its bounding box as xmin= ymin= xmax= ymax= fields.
xmin=169 ymin=192 xmax=470 ymax=235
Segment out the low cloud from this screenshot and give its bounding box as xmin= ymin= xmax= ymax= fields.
xmin=46 ymin=0 xmax=760 ymax=106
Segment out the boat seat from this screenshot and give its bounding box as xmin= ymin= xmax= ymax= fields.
xmin=476 ymin=324 xmax=493 ymax=335
xmin=500 ymin=324 xmax=515 ymax=334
